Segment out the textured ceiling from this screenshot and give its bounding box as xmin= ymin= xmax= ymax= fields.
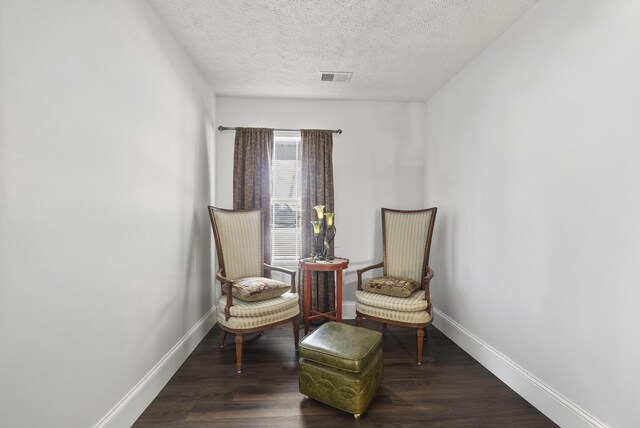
xmin=148 ymin=0 xmax=538 ymax=101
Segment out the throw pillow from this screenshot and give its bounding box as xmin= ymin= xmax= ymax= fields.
xmin=223 ymin=277 xmax=290 ymax=302
xmin=362 ymin=276 xmax=419 ymax=298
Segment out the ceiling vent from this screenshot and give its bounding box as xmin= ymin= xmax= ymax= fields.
xmin=320 ymin=71 xmax=352 ymax=83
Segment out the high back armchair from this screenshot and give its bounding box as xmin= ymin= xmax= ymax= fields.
xmin=208 ymin=207 xmax=300 ymax=373
xmin=355 ymin=207 xmax=437 ymax=365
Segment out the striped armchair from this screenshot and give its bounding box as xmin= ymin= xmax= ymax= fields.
xmin=208 ymin=207 xmax=300 ymax=373
xmin=356 ymin=207 xmax=437 ymax=365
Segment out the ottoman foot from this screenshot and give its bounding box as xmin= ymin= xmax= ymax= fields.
xmin=354 ymin=414 xmax=361 ymax=419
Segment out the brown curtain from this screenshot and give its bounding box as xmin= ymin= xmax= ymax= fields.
xmin=301 ymin=129 xmax=335 ymax=322
xmin=232 ymin=127 xmax=274 ymax=264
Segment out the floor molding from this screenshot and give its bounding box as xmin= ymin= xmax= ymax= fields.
xmin=94 ymin=305 xmax=217 ymax=428
xmin=432 ymin=308 xmax=607 ymax=428
xmin=343 ymin=301 xmax=356 ymax=319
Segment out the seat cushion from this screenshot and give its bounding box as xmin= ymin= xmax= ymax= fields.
xmin=218 ymin=292 xmax=299 ymax=317
xmin=356 ymin=289 xmax=429 ymax=312
xmin=356 ymin=302 xmax=432 ymax=324
xmin=361 ymin=276 xmax=419 ymax=298
xmin=299 ymin=322 xmax=382 ymax=373
xmin=217 ymin=292 xmax=300 ymax=329
xmin=222 ymin=277 xmax=290 ymax=302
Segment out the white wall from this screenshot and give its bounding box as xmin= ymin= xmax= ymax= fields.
xmin=216 ymin=97 xmax=425 ymax=303
xmin=425 ymin=0 xmax=640 ymax=427
xmin=0 ymin=1 xmax=215 ymax=427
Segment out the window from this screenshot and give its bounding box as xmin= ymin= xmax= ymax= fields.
xmin=271 ymin=132 xmax=302 ymax=271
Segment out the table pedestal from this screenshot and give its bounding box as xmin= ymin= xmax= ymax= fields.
xmin=299 ymin=257 xmax=349 ymax=335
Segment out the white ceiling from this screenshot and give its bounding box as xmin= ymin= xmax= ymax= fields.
xmin=148 ymin=0 xmax=539 ymax=102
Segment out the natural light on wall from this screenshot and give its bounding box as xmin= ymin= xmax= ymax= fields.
xmin=271 ymin=132 xmax=302 ymax=272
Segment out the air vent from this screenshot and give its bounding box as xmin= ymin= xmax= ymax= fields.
xmin=320 ymin=71 xmax=352 ymax=83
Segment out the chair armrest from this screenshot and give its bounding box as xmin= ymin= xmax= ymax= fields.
xmin=264 ymin=263 xmax=297 ymax=293
xmin=216 ymin=269 xmax=234 ymax=320
xmin=422 ymin=266 xmax=434 ymax=307
xmin=424 ymin=266 xmax=434 ymax=281
xmin=356 ymin=262 xmax=384 ymax=290
xmin=216 ymin=269 xmax=233 ymax=285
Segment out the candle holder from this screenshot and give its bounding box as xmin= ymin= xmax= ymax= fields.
xmin=311 ymin=206 xmax=336 ymax=261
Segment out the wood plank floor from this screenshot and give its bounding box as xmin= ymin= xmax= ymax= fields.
xmin=135 ymin=321 xmax=556 ymax=427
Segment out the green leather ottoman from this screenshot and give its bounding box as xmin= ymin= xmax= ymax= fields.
xmin=299 ymin=322 xmax=383 ymax=418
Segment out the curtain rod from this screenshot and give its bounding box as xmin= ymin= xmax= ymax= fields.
xmin=218 ymin=126 xmax=342 ymax=135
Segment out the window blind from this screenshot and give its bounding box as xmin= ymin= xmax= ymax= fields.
xmin=271 ymin=133 xmax=301 ymax=272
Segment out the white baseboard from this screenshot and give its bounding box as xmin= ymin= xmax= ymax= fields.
xmin=94 ymin=305 xmax=217 ymax=428
xmin=432 ymin=308 xmax=607 ymax=428
xmin=342 ymin=301 xmax=356 ymax=319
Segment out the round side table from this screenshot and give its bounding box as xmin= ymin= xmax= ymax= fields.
xmin=299 ymin=257 xmax=350 ymax=335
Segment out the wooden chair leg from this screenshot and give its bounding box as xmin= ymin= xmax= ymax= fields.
xmin=235 ymin=334 xmax=243 ymax=374
xmin=293 ymin=317 xmax=300 ymax=351
xmin=382 ymin=323 xmax=387 ymax=331
xmin=423 ymin=327 xmax=428 ymax=341
xmin=219 ymin=329 xmax=227 ymax=348
xmin=416 ymin=328 xmax=425 ymax=365
xmin=356 ymin=315 xmax=363 ymax=327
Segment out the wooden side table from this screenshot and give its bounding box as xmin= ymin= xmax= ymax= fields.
xmin=299 ymin=257 xmax=350 ymax=335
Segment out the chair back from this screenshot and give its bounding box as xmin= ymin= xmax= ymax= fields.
xmin=208 ymin=207 xmax=263 ymax=280
xmin=382 ymin=207 xmax=437 ymax=285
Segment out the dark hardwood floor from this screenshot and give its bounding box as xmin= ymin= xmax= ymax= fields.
xmin=134 ymin=320 xmax=556 ymax=427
